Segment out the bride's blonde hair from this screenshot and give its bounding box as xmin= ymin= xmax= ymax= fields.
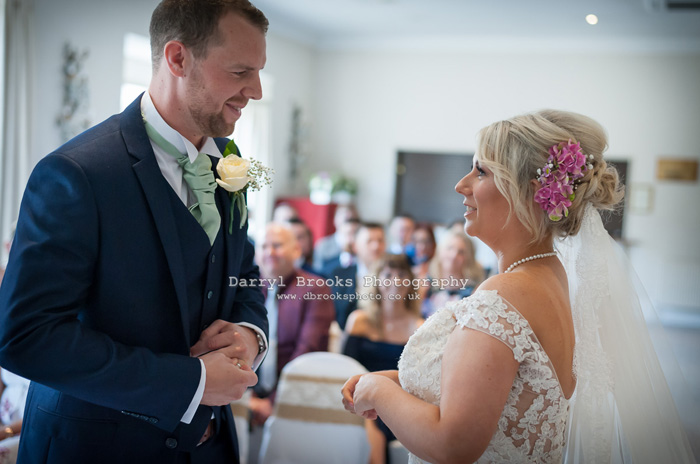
xmin=477 ymin=109 xmax=624 ymax=242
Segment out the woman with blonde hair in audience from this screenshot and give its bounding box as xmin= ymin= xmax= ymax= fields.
xmin=421 ymin=229 xmax=484 ymax=317
xmin=343 ymin=254 xmax=424 ymax=464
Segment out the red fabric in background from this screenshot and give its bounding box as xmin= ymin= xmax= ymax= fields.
xmin=275 ymin=197 xmax=338 ymax=245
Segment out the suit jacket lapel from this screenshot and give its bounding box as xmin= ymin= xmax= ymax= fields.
xmin=121 ymin=95 xmax=192 ymax=347
xmin=211 ymin=145 xmax=246 ymax=317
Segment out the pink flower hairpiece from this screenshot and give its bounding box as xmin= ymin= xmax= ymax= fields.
xmin=534 ymin=140 xmax=594 ymax=221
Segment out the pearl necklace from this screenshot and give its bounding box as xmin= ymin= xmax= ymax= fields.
xmin=503 ymin=252 xmax=557 ymax=274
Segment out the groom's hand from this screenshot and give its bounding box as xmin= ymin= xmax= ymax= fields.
xmin=190 ymin=319 xmax=258 ymax=366
xmin=199 ymin=352 xmax=257 ymax=406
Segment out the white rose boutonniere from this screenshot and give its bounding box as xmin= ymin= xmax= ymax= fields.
xmin=216 ymin=140 xmax=274 ymax=233
xmin=217 ymin=156 xmax=252 ymax=193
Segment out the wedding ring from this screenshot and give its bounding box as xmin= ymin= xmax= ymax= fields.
xmin=236 ymin=361 xmax=242 ymax=369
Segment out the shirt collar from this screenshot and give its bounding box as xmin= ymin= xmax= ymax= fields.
xmin=141 ymin=91 xmax=223 ymax=163
xmin=356 ymin=261 xmax=369 ymax=280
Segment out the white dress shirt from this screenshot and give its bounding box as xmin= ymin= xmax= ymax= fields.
xmin=258 ymin=285 xmax=278 ymax=393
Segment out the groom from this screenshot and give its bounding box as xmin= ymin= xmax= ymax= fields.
xmin=0 ymin=1 xmax=269 ymax=462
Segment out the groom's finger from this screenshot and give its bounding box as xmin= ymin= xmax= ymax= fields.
xmin=191 ymin=321 xmax=250 ymax=359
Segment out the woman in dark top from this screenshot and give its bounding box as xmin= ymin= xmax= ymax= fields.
xmin=343 ymin=254 xmax=424 ymax=464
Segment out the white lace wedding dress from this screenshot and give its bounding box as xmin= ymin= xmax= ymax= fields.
xmin=398 ymin=289 xmax=570 ymax=464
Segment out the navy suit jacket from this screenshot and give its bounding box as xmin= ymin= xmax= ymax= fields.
xmin=0 ymin=95 xmax=267 ymax=463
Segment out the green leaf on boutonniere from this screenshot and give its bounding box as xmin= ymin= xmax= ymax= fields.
xmin=233 ymin=191 xmax=247 ymax=232
xmin=221 ymin=138 xmax=244 ymax=233
xmin=222 ymin=139 xmax=239 ymax=158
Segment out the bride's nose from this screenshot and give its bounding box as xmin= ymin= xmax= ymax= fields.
xmin=455 ymin=173 xmax=471 ymax=196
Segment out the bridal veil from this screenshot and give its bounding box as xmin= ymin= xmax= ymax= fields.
xmin=558 ymin=205 xmax=695 ymax=463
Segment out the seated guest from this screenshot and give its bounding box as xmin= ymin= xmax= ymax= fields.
xmin=0 ymin=367 xmax=29 ymax=464
xmin=313 ymin=204 xmax=359 ymax=271
xmin=271 ymin=202 xmax=300 ymax=223
xmin=317 ymin=217 xmax=360 ymax=277
xmin=387 ymin=214 xmax=416 ymax=263
xmin=329 ymin=222 xmax=386 ymax=330
xmin=410 ymin=223 xmax=437 ymax=304
xmin=343 ymin=254 xmax=424 ymax=464
xmin=250 ymin=223 xmax=335 ymax=426
xmin=447 ymin=218 xmax=498 ymax=277
xmin=0 ymin=230 xmax=22 ymax=464
xmin=0 ymin=223 xmax=16 ymax=286
xmin=422 ymin=230 xmax=485 ymax=317
xmin=285 ymin=218 xmax=317 ymax=276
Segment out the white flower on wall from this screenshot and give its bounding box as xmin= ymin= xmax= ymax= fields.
xmin=56 ymin=42 xmax=91 ymax=143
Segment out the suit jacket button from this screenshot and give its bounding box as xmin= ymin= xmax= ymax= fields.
xmin=165 ymin=437 xmax=178 ymax=449
xmin=207 ymin=290 xmax=213 ymax=300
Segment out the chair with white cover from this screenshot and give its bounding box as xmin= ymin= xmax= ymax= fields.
xmin=258 ymin=352 xmax=370 ymax=464
xmin=230 ymin=389 xmax=251 ymax=464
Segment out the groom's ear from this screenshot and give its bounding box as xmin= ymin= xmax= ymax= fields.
xmin=163 ymin=40 xmax=189 ymax=78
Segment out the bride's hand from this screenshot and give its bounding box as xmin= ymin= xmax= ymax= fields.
xmin=341 ymin=374 xmax=364 ymax=414
xmin=342 ymin=374 xmax=380 ymax=419
xmin=352 ymin=374 xmax=394 ymax=420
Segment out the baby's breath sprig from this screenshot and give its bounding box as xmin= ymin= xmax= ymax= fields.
xmin=246 ymin=160 xmax=274 ymax=192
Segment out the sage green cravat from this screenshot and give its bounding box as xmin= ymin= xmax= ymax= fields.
xmin=143 ymin=120 xmax=221 ymax=245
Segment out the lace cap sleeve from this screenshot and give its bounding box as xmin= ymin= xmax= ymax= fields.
xmin=449 ymin=289 xmax=539 ymax=363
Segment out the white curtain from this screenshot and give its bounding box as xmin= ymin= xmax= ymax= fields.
xmin=1 ymin=0 xmax=33 ymax=264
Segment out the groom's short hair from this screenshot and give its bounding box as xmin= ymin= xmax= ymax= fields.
xmin=149 ymin=0 xmax=269 ymax=70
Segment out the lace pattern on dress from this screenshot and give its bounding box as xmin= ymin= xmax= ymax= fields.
xmin=399 ymin=290 xmax=569 ymax=464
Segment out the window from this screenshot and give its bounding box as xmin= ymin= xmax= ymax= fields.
xmin=121 ymin=33 xmax=151 ymax=111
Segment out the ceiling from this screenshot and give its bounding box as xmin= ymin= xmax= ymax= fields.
xmin=252 ymin=0 xmax=700 ymax=51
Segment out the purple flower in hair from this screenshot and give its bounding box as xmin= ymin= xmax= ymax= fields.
xmin=534 ymin=140 xmax=591 ymax=221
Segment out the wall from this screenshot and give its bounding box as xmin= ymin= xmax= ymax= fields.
xmin=26 ymin=0 xmax=700 ymax=311
xmin=31 ymin=0 xmax=157 ymax=165
xmin=263 ymin=34 xmax=316 ymax=199
xmin=310 ymin=48 xmax=700 ymax=310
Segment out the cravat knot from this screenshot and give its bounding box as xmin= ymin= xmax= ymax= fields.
xmin=143 ymin=118 xmax=221 ymax=245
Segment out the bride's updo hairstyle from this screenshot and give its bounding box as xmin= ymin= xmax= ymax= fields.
xmin=477 ymin=109 xmax=624 ymax=241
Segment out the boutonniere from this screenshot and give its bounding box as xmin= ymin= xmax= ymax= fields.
xmin=216 ymin=139 xmax=274 ymax=233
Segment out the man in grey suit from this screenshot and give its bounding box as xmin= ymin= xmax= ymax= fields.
xmin=0 ymin=1 xmax=270 ymax=462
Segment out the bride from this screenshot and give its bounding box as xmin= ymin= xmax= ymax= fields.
xmin=341 ymin=110 xmax=695 ymax=463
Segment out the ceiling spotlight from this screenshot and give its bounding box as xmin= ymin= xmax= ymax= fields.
xmin=585 ymin=14 xmax=599 ymax=25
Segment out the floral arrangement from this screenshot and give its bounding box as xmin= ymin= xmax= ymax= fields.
xmin=534 ymin=140 xmax=593 ymax=221
xmin=216 ymin=140 xmax=274 ymax=232
xmin=308 ymin=172 xmax=357 ymax=205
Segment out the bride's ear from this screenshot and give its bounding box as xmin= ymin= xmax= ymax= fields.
xmin=529 ymin=179 xmax=541 ymax=205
